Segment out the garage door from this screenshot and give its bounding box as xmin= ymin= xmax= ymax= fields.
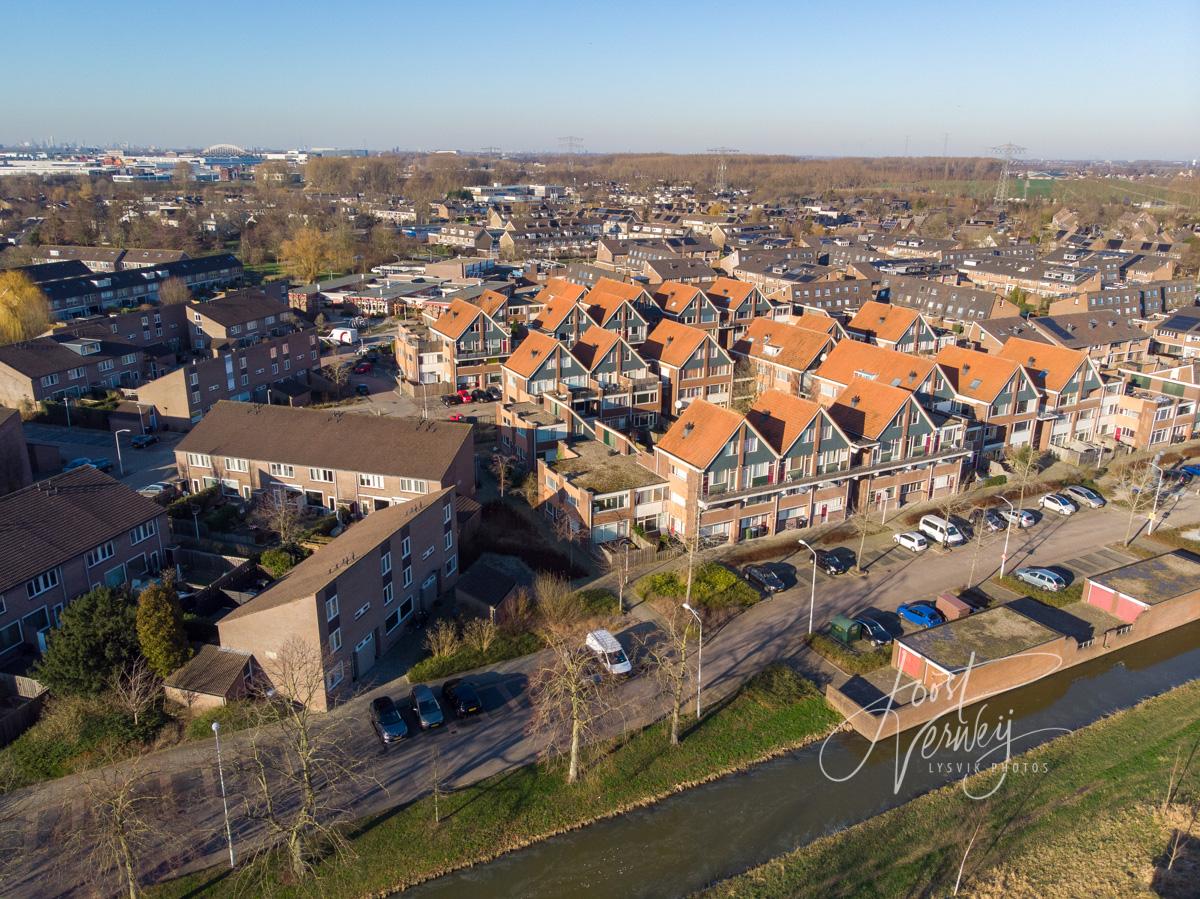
xmin=353 ymin=633 xmax=375 ymax=680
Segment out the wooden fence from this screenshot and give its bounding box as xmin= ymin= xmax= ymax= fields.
xmin=0 ymin=673 xmax=47 ymax=748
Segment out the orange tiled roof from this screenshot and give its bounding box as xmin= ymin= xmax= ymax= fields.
xmin=532 ymin=277 xmax=588 ymax=308
xmin=503 ymin=330 xmax=562 ymax=379
xmin=571 ymin=325 xmax=622 ymax=372
xmin=476 ymin=289 xmax=508 ymax=318
xmin=534 ymin=292 xmax=582 ymax=332
xmin=997 ymin=337 xmax=1089 ymax=393
xmin=431 ymin=299 xmax=483 ymax=340
xmin=788 ymin=312 xmax=843 ymax=337
xmin=732 ymin=317 xmax=833 ymax=374
xmin=746 ymin=390 xmax=823 ymax=454
xmin=641 ymin=319 xmax=712 ymax=369
xmin=656 ymin=400 xmax=745 ymax=469
xmin=813 ymin=340 xmax=935 ymax=391
xmin=704 ymin=276 xmax=756 ymax=310
xmin=848 ymin=300 xmax=921 ymax=344
xmin=653 ymin=280 xmax=705 ymax=315
xmin=934 ymin=344 xmax=1025 ymax=403
xmin=827 ymin=378 xmax=912 ymax=440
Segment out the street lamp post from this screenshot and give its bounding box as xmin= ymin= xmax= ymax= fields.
xmin=681 ymin=602 xmax=703 ymax=718
xmin=63 ymin=395 xmax=72 ymax=429
xmin=211 ymin=721 xmax=236 ymax=868
xmin=996 ymin=495 xmax=1015 ymax=578
xmin=797 ymin=539 xmax=818 ymax=635
xmin=114 ymin=428 xmax=131 ymax=477
xmin=1149 ymin=452 xmax=1166 ymax=535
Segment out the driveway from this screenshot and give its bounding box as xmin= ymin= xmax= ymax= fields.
xmin=22 ymin=423 xmax=183 ymax=491
xmin=3 ymin=495 xmax=1199 ymax=894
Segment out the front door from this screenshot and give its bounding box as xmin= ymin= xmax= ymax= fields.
xmin=353 ymin=633 xmax=375 ymax=680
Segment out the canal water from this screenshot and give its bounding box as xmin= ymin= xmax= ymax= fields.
xmin=406 ymin=621 xmax=1200 ymax=899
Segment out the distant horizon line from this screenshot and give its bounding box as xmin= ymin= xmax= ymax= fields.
xmin=0 ymin=143 xmax=1196 ymax=166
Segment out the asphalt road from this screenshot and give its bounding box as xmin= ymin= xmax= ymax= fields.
xmin=22 ymin=423 xmax=183 ymax=492
xmin=4 ymin=494 xmax=1198 ymax=895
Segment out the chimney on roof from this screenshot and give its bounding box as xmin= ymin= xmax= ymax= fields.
xmin=1028 ymin=356 xmax=1036 ymax=366
xmin=683 ymin=421 xmax=694 ymax=436
xmin=962 ymin=362 xmax=971 ymax=373
xmin=850 ymin=395 xmax=861 ymax=407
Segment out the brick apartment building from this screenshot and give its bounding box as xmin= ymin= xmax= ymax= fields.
xmin=174 ymin=402 xmax=474 ymax=513
xmin=218 ymin=488 xmax=459 ymax=709
xmin=0 ymin=468 xmax=168 ymax=660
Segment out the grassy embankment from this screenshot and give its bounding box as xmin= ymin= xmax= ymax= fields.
xmin=704 ymin=679 xmax=1200 ymax=898
xmin=153 ymin=665 xmax=841 ymax=897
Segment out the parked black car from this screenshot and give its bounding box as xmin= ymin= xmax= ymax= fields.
xmin=814 ymin=547 xmax=853 ymax=575
xmin=853 ymin=614 xmax=893 ymax=646
xmin=354 ymin=383 xmax=370 ymax=396
xmin=131 ymin=433 xmax=159 ymax=449
xmin=485 ymin=385 xmax=503 ymax=401
xmin=742 ymin=564 xmax=784 ymax=594
xmin=441 ymin=393 xmax=463 ymax=407
xmin=441 ymin=678 xmax=483 ymax=718
xmin=370 ymin=696 xmax=408 ymax=744
xmin=470 ymin=388 xmax=489 ymax=402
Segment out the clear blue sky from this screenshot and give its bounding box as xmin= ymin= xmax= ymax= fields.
xmin=6 ymin=0 xmax=1199 ymax=159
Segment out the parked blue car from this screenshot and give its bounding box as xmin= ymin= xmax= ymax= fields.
xmin=897 ymin=601 xmax=945 ymax=629
xmin=1179 ymin=464 xmax=1200 ymax=478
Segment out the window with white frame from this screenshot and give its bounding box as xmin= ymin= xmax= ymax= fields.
xmin=86 ymin=541 xmax=115 ymax=568
xmin=269 ymin=462 xmax=294 ymax=478
xmin=397 ymin=477 xmax=427 ymax=494
xmin=446 ymin=554 xmax=457 ymax=575
xmin=358 ymin=473 xmax=385 ymax=489
xmin=403 ymin=566 xmax=412 ymax=588
xmin=40 ymin=373 xmax=59 ymax=388
xmin=325 ymin=594 xmax=339 ymax=621
xmin=309 ymin=468 xmax=334 ymax=482
xmin=443 ymin=503 xmax=452 ymax=524
xmin=328 ymin=627 xmax=342 ymax=654
xmin=325 ymin=661 xmax=344 ymax=690
xmin=129 ymin=521 xmax=157 ymax=545
xmin=224 ymin=457 xmax=249 ymax=472
xmin=353 ymin=601 xmax=370 ymax=621
xmin=381 ymin=550 xmax=392 ymax=575
xmin=27 ymin=568 xmax=60 ymax=599
xmin=401 ymin=536 xmax=411 ymax=558
xmin=187 ymin=453 xmax=212 ymax=468
xmin=383 ymin=582 xmax=394 ymax=605
xmin=444 ymin=531 xmax=453 ymax=550
xmin=68 ymin=367 xmax=84 ymax=380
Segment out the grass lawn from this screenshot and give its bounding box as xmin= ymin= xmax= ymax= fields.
xmin=152 ymin=666 xmax=841 ymax=898
xmin=703 ymin=679 xmax=1200 ymax=898
xmin=993 ymin=574 xmax=1084 ymax=609
xmin=406 ymin=631 xmax=543 ymax=682
xmin=805 ymin=633 xmax=891 ymax=674
xmin=636 ymin=562 xmax=760 ymax=614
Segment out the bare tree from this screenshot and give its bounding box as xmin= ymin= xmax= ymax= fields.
xmin=424 ymin=620 xmax=461 ymax=659
xmin=251 ymin=487 xmax=305 ymax=546
xmin=1115 ymin=463 xmax=1159 ymax=545
xmin=111 ymin=658 xmax=161 ymax=728
xmin=236 ymin=639 xmax=372 ymax=884
xmin=952 ymin=801 xmax=990 ymax=896
xmin=1004 ymin=445 xmax=1042 ymax=510
xmin=77 ymin=755 xmax=160 ymax=899
xmin=323 ymin=359 xmax=353 ymax=398
xmin=847 ymin=507 xmax=876 ymax=573
xmin=612 ymin=541 xmax=632 ymax=616
xmin=157 ymin=276 xmax=191 ymax=306
xmin=462 ymin=617 xmax=497 ymax=655
xmin=490 ymin=453 xmax=515 ymax=499
xmin=639 ymin=600 xmax=694 ymax=746
xmin=430 ymin=746 xmax=444 ymax=826
xmin=528 ymin=574 xmax=611 ymax=784
xmin=552 ymin=510 xmax=585 ymax=571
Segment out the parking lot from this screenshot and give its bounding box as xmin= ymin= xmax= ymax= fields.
xmin=22 ymin=422 xmax=183 ymax=492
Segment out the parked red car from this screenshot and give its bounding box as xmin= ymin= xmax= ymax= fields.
xmin=353 ymin=362 xmax=372 ymax=374
xmin=456 ymin=389 xmax=473 ymax=403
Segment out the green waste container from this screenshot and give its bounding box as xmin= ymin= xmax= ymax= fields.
xmin=828 ymin=614 xmax=862 ymax=646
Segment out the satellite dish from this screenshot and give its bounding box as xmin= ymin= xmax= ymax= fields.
xmin=674 ymin=399 xmax=684 ymax=410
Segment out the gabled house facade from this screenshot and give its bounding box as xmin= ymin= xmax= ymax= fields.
xmin=640 ymin=319 xmax=734 ymax=415
xmin=997 ymin=337 xmax=1109 ymax=449
xmin=730 ymin=317 xmax=836 ymax=397
xmin=846 ymin=300 xmax=939 ymax=354
xmin=429 ymin=298 xmax=511 ymax=390
xmin=932 ymin=345 xmax=1041 ymax=466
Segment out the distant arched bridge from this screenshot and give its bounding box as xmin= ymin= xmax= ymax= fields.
xmin=201 ymin=143 xmax=249 ymax=156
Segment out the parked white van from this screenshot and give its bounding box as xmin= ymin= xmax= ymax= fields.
xmin=918 ymin=514 xmax=965 ymax=546
xmin=585 ymin=629 xmax=632 ymax=675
